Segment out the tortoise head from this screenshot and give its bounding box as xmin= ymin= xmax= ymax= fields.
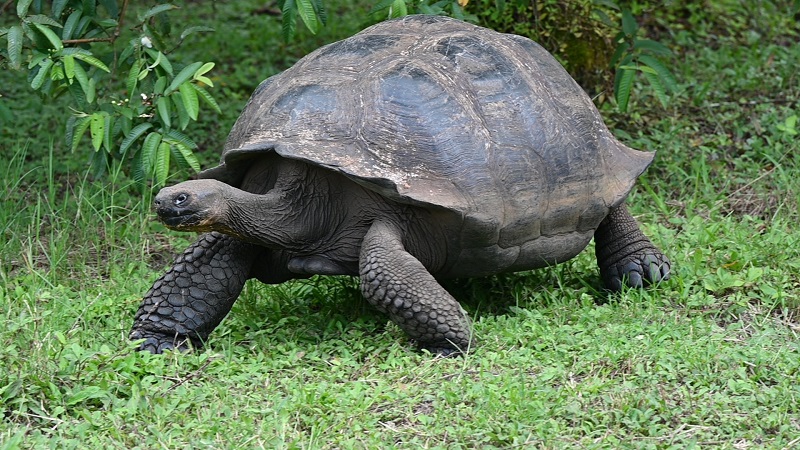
xmin=154 ymin=180 xmax=228 ymax=231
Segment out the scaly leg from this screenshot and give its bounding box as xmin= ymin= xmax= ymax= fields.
xmin=594 ymin=204 xmax=671 ymax=291
xmin=131 ymin=232 xmax=264 ymax=353
xmin=359 ymin=220 xmax=473 ymax=356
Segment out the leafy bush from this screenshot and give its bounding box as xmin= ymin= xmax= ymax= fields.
xmin=611 ymin=6 xmax=678 ymax=112
xmin=278 ymin=0 xmax=678 ymax=112
xmin=473 ymin=0 xmax=678 ymax=110
xmin=0 ymin=0 xmax=219 ymax=187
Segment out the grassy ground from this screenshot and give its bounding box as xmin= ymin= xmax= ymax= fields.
xmin=2 ymin=1 xmax=800 ymax=448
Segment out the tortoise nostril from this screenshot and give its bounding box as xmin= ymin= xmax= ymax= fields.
xmin=174 ymin=193 xmax=188 ymax=206
xmin=154 ymin=199 xmax=161 ymax=207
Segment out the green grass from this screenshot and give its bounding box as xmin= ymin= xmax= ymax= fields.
xmin=2 ymin=1 xmax=800 ymax=448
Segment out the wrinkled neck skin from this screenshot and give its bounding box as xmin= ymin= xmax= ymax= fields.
xmin=210 ymin=156 xmax=451 ymax=274
xmin=213 ymin=158 xmax=335 ymax=253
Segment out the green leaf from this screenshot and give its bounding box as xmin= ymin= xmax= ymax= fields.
xmin=102 ymin=114 xmax=113 ymax=152
xmin=142 ymin=4 xmax=178 ymax=21
xmin=28 ymin=51 xmax=47 ymax=70
xmin=194 ymin=75 xmax=213 ymax=87
xmin=193 ymin=85 xmax=221 ymax=114
xmin=31 ymin=58 xmax=55 ymax=90
xmin=86 ymin=78 xmax=96 ymax=104
xmin=74 ymin=64 xmax=95 ymax=103
xmin=70 ymin=116 xmax=91 ymax=151
xmin=154 ymin=76 xmax=167 ymax=95
xmin=164 ymin=128 xmax=198 ymax=150
xmin=140 ymin=132 xmax=163 ymax=177
xmin=82 ymin=0 xmax=97 ymax=18
xmin=643 ymin=70 xmax=668 ymax=107
xmin=61 ymin=10 xmax=81 ymax=40
xmin=52 ymin=0 xmax=69 ymax=17
xmin=156 ymin=96 xmax=171 ymax=129
xmin=66 ymin=386 xmax=106 ymax=406
xmin=17 ymin=0 xmax=33 ymax=18
xmin=32 ymin=23 xmax=63 ymax=50
xmin=67 ymin=80 xmax=88 ymax=109
xmin=49 ymin=64 xmax=65 ymax=82
xmin=591 ymin=8 xmax=615 ymax=27
xmin=119 ymin=114 xmax=132 ymax=137
xmin=73 ymin=53 xmax=110 ymax=72
xmin=164 ymin=130 xmax=200 ymax=172
xmin=155 ymin=142 xmax=171 ymax=186
xmin=99 ymin=0 xmax=120 ymax=18
xmin=619 ymin=64 xmax=656 ymax=75
xmin=610 ymin=41 xmax=630 ymax=67
xmin=7 ymin=26 xmax=23 ymax=70
xmin=171 ymin=92 xmax=190 ymax=130
xmin=295 ymin=0 xmax=321 ymax=34
xmin=25 ymin=15 xmax=63 ymax=28
xmin=621 ymin=8 xmax=637 ymax=36
xmin=368 ymin=0 xmax=397 ymax=15
xmin=637 ymin=54 xmax=679 ymax=93
xmin=388 ymin=0 xmax=408 ymax=18
xmin=118 ymin=41 xmax=135 ymax=62
xmin=633 ymin=39 xmax=672 ymax=56
xmin=75 ymin=15 xmax=93 ymax=40
xmin=281 ymin=0 xmax=297 ymax=42
xmin=180 ymin=25 xmax=214 ymax=40
xmin=145 ymin=48 xmax=173 ymax=75
xmin=179 ymin=82 xmax=199 ymax=120
xmin=194 ymin=62 xmax=214 ymax=78
xmin=614 ymin=67 xmax=635 ymax=113
xmin=170 ymin=141 xmax=201 ymax=172
xmin=312 ymin=0 xmax=327 ymax=25
xmin=193 ymin=62 xmax=214 ymax=87
xmin=786 ymin=115 xmax=798 ymax=130
xmin=65 ymin=116 xmax=79 ymax=150
xmin=166 ymin=61 xmax=202 ymax=94
xmin=72 ymin=62 xmax=92 ymax=102
xmin=592 ymin=0 xmax=619 ymax=10
xmin=127 ymin=58 xmax=143 ymax=99
xmin=62 ymin=54 xmax=75 ymax=81
xmin=90 ymin=112 xmax=105 ymax=151
xmin=120 ymin=123 xmax=153 ymax=155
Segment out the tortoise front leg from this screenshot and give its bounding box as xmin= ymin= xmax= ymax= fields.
xmin=359 ymin=220 xmax=473 ymax=356
xmin=131 ymin=232 xmax=263 ymax=353
xmin=594 ymin=204 xmax=671 ymax=291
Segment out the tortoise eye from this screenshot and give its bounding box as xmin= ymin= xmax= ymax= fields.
xmin=174 ymin=193 xmax=188 ymax=206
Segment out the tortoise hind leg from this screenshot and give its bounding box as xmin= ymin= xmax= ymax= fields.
xmin=359 ymin=220 xmax=473 ymax=356
xmin=594 ymin=204 xmax=671 ymax=291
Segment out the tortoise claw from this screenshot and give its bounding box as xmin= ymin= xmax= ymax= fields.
xmin=603 ymin=252 xmax=671 ymax=291
xmin=130 ymin=329 xmax=195 ymax=354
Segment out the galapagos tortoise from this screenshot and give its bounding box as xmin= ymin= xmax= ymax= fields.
xmin=131 ymin=15 xmax=670 ymax=355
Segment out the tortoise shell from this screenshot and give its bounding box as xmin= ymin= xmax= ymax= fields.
xmin=200 ymin=15 xmax=653 ymax=260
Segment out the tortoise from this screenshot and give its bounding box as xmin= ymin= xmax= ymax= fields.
xmin=131 ymin=15 xmax=670 ymax=355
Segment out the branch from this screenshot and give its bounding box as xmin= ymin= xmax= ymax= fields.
xmin=62 ymin=37 xmax=114 ymax=45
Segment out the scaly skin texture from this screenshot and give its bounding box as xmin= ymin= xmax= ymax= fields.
xmin=359 ymin=220 xmax=473 ymax=356
xmin=593 ymin=204 xmax=671 ymax=291
xmin=130 ymin=232 xmax=260 ymax=352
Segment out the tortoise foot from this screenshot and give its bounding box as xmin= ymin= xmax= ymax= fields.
xmin=416 ymin=341 xmax=466 ymax=358
xmin=130 ymin=329 xmax=195 ymax=354
xmin=602 ymin=251 xmax=671 ymax=291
